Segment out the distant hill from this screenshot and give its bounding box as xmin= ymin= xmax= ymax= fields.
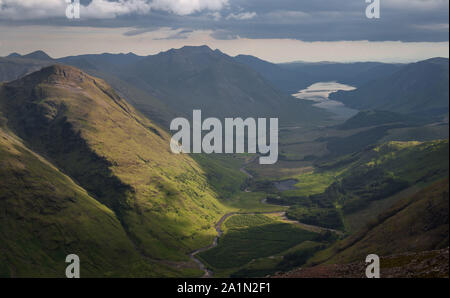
xmin=22 ymin=50 xmax=54 ymax=61
xmin=331 ymin=58 xmax=449 ymax=118
xmin=0 ymin=65 xmax=228 ymax=276
xmin=6 ymin=53 xmax=21 ymax=58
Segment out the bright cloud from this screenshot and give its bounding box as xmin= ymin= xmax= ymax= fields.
xmin=0 ymin=0 xmax=66 ymax=19
xmin=83 ymin=0 xmax=151 ymax=19
xmin=0 ymin=0 xmax=228 ymax=19
xmin=150 ymin=0 xmax=228 ymax=16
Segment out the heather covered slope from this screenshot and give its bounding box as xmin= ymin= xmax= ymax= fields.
xmin=0 ymin=65 xmax=228 ymax=271
xmin=309 ymin=178 xmax=449 ymax=266
xmin=274 ymin=248 xmax=449 ymax=278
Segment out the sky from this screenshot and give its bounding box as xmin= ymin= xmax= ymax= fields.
xmin=0 ymin=0 xmax=448 ymax=62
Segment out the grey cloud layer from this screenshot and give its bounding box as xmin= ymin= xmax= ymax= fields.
xmin=0 ymin=0 xmax=448 ymax=42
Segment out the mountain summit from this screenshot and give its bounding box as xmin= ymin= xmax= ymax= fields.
xmin=22 ymin=50 xmax=53 ymax=61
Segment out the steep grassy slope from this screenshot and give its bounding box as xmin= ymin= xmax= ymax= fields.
xmin=309 ymin=178 xmax=449 ymax=265
xmin=0 ymin=127 xmax=179 ymax=277
xmin=331 ymin=58 xmax=449 ymax=118
xmin=0 ymin=65 xmax=228 ymax=265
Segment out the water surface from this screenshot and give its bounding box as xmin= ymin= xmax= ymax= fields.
xmin=293 ymin=82 xmax=359 ymax=120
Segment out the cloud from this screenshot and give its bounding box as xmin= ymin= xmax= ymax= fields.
xmin=154 ymin=29 xmax=194 ymax=40
xmin=82 ymin=0 xmax=151 ymax=19
xmin=226 ymin=12 xmax=257 ymax=20
xmin=150 ymin=0 xmax=228 ymax=16
xmin=0 ymin=0 xmax=66 ymax=20
xmin=0 ymin=0 xmax=448 ymax=42
xmin=0 ymin=0 xmax=228 ymax=19
xmin=0 ymin=0 xmax=152 ymax=20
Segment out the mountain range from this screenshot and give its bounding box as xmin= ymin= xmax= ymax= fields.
xmin=235 ymin=55 xmax=403 ymax=93
xmin=1 ymin=48 xmax=330 ymax=127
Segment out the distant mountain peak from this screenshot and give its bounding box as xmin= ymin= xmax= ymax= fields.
xmin=165 ymin=45 xmax=218 ymax=56
xmin=180 ymin=45 xmax=213 ymax=52
xmin=22 ymin=50 xmax=53 ymax=61
xmin=420 ymin=57 xmax=449 ymax=66
xmin=6 ymin=52 xmax=21 ymax=58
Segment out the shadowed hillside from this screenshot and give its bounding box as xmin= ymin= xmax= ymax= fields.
xmin=118 ymin=46 xmax=329 ymax=125
xmin=235 ymin=55 xmax=402 ymax=94
xmin=331 ymin=58 xmax=449 ymax=118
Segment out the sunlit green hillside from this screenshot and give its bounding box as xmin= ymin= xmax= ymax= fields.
xmin=0 ymin=65 xmax=231 ymax=276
